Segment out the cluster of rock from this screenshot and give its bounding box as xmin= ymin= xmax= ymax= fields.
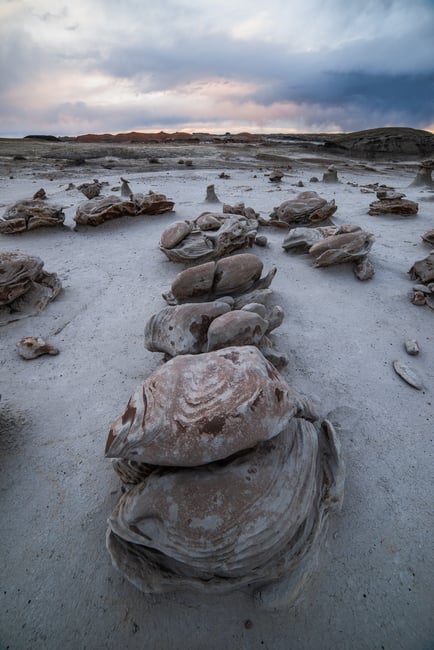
xmin=75 ymin=191 xmax=174 ymax=226
xmin=409 ymin=251 xmax=434 ymax=309
xmin=0 ymin=183 xmax=175 ymax=233
xmin=105 ymin=246 xmax=345 ymax=607
xmin=368 ymin=189 xmax=418 ymax=216
xmin=282 ymin=224 xmax=375 ymax=280
xmin=0 ymin=251 xmax=62 ymax=325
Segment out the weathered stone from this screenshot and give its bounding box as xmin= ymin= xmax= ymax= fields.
xmin=0 ymin=199 xmax=65 ymax=233
xmin=267 ymin=191 xmax=337 ymax=228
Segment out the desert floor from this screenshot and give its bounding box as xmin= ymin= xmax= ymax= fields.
xmin=0 ymin=139 xmax=433 ymax=650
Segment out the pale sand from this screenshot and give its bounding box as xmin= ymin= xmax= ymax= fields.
xmin=0 ymin=141 xmax=433 ymax=650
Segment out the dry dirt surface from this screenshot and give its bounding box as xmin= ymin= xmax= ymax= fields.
xmin=0 ymin=135 xmax=433 ymax=650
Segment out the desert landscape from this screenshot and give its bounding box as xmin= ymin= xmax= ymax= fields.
xmin=0 ymin=128 xmax=433 ymax=650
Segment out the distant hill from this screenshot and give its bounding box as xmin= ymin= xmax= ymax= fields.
xmin=321 ymin=127 xmax=434 ymax=159
xmin=69 ymin=127 xmax=434 ymax=158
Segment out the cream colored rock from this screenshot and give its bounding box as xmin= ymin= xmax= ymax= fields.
xmin=16 ymin=336 xmax=59 ymax=360
xmin=105 ymin=346 xmax=304 ymax=466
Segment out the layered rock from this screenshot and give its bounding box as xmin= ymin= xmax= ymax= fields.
xmin=263 ymin=191 xmax=337 ymax=228
xmin=105 ymin=346 xmax=344 ymax=606
xmin=368 ymin=190 xmax=418 ymax=216
xmin=0 ymin=251 xmax=61 ymax=324
xmin=0 ymin=199 xmax=65 ymax=234
xmin=159 ymin=213 xmax=258 ymax=263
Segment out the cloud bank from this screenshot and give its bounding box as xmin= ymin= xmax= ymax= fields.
xmin=0 ymin=0 xmax=433 ymax=136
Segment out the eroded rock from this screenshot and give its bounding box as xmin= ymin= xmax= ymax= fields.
xmin=264 ymin=191 xmax=337 ymax=228
xmin=16 ymin=336 xmax=59 ymax=359
xmin=0 ymin=199 xmax=65 ymax=234
xmin=159 ymin=213 xmax=258 ymax=263
xmin=0 ymin=251 xmax=61 ymax=324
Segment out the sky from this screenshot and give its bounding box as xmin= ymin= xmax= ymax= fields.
xmin=0 ymin=0 xmax=433 ymax=136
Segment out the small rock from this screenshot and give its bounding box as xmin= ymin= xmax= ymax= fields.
xmin=254 ymin=235 xmax=268 ymax=247
xmin=16 ymin=336 xmax=59 ymax=360
xmin=205 ymin=184 xmax=220 ymax=202
xmin=404 ymin=339 xmax=419 ymax=355
xmin=392 ymin=360 xmax=423 ymax=390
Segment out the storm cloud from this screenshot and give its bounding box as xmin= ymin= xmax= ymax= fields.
xmin=0 ymin=0 xmax=433 ymax=135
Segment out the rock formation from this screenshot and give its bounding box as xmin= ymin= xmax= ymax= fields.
xmin=368 ymin=189 xmax=418 ymax=216
xmin=159 ymin=213 xmax=258 ymax=263
xmin=0 ymin=251 xmax=61 ymax=324
xmin=262 ymin=191 xmax=337 ymax=228
xmin=283 ymin=224 xmax=375 ymax=280
xmin=410 ymin=160 xmax=434 ymax=188
xmin=0 ymin=199 xmax=65 ymax=234
xmin=105 ymin=346 xmax=344 ymax=607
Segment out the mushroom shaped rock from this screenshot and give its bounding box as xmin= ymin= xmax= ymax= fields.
xmin=410 ymin=160 xmax=434 ymax=188
xmin=0 ymin=199 xmax=65 ymax=234
xmin=105 ymin=346 xmax=304 ymax=467
xmin=368 ymin=193 xmax=418 ymax=216
xmin=267 ymin=191 xmax=337 ymax=228
xmin=106 ymin=417 xmax=344 ymax=599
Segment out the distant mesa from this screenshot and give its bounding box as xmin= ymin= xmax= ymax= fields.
xmin=24 ymin=134 xmax=60 ymax=142
xmin=75 ymin=131 xmax=201 ymax=144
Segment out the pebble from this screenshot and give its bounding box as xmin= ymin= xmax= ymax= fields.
xmin=405 ymin=339 xmax=419 ymax=356
xmin=392 ymin=360 xmax=423 ymax=390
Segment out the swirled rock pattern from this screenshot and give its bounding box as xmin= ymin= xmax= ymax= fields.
xmin=105 ymin=346 xmax=301 ymax=466
xmin=160 ymin=213 xmax=258 ymax=263
xmin=105 ymin=346 xmax=344 ymax=605
xmin=283 ymin=224 xmax=375 ymax=280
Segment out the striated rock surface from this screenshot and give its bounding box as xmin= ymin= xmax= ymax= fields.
xmin=160 ymin=213 xmax=258 ymax=263
xmin=107 ymin=417 xmax=343 ymax=601
xmin=265 ymin=191 xmax=337 ymax=228
xmin=75 ymin=192 xmax=174 ymax=226
xmin=105 ymin=346 xmax=305 ymax=466
xmin=0 ymin=251 xmax=61 ymax=324
xmin=0 ymin=199 xmax=65 ymax=234
xmin=368 ymin=190 xmax=418 ymax=216
xmin=283 ymin=224 xmax=375 ymax=280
